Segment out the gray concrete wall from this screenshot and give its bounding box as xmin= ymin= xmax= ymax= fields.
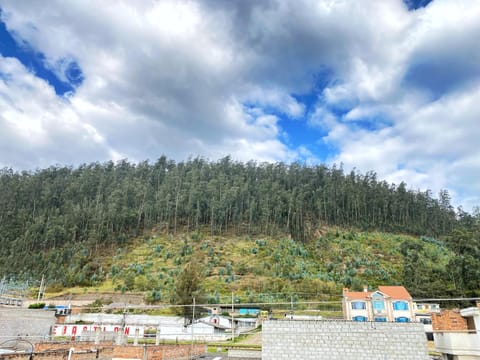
xmin=228 ymin=349 xmax=261 ymax=359
xmin=0 ymin=308 xmax=56 ymax=343
xmin=262 ymin=320 xmax=429 ymax=360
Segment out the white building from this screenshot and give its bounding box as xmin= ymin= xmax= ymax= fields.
xmin=414 ymin=302 xmax=441 ymax=340
xmin=433 ymin=306 xmax=480 ymax=360
xmin=61 ymin=313 xmax=230 ymax=341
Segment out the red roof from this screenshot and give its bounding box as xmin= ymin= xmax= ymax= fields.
xmin=343 ymin=286 xmax=412 ymax=300
xmin=378 ymin=286 xmax=412 ymax=300
xmin=343 ymin=290 xmax=372 ymax=300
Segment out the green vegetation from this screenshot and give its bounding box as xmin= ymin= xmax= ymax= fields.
xmin=0 ymin=156 xmax=479 ymax=300
xmin=28 ymin=302 xmax=46 ymax=309
xmin=48 ymin=229 xmax=457 ymax=302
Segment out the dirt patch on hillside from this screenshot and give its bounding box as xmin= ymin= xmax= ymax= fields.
xmin=47 ymin=292 xmax=145 ymax=304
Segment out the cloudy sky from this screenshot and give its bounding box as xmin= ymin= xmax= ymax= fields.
xmin=0 ymin=0 xmax=479 ymax=209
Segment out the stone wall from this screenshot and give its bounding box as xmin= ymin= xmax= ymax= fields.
xmin=262 ymin=320 xmax=429 ymax=360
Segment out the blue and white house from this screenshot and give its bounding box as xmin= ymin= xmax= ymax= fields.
xmin=343 ymin=286 xmax=415 ymax=323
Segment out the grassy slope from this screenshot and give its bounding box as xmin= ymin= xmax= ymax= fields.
xmin=62 ymin=228 xmax=449 ymax=305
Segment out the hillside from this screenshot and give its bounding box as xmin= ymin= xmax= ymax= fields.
xmin=42 ymin=228 xmax=453 ymax=304
xmin=0 ymin=156 xmax=479 ymax=301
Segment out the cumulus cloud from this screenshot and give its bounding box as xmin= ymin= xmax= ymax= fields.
xmin=313 ymin=0 xmax=480 ymax=208
xmin=0 ymin=55 xmax=117 ymax=169
xmin=0 ymin=0 xmax=479 ymax=208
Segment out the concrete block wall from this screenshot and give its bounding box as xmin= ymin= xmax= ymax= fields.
xmin=227 ymin=349 xmax=261 ymax=359
xmin=262 ymin=320 xmax=429 ymax=360
xmin=0 ymin=308 xmax=56 ymax=342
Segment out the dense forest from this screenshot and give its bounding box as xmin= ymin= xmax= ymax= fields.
xmin=0 ymin=156 xmax=479 ymax=298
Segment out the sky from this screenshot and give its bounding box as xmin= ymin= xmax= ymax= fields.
xmin=0 ymin=0 xmax=479 ymax=210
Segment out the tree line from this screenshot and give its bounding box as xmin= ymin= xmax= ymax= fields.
xmin=0 ymin=155 xmax=476 ymax=289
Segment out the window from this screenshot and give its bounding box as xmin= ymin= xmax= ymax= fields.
xmin=373 ymin=300 xmax=385 ymax=310
xmin=467 ymin=317 xmax=477 ymax=333
xmin=351 ymin=301 xmax=366 ymax=310
xmin=393 ymin=301 xmax=409 ymax=310
xmin=374 ymin=317 xmax=387 ymax=322
xmin=395 ymin=317 xmax=410 ymax=323
xmin=353 ymin=316 xmax=367 ymax=322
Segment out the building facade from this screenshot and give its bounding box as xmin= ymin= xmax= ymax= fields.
xmin=414 ymin=302 xmax=441 ymax=340
xmin=432 ymin=306 xmax=480 ymax=360
xmin=342 ymin=285 xmax=414 ymax=322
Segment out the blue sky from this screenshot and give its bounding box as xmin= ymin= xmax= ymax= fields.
xmin=1 ymin=0 xmax=480 ymax=210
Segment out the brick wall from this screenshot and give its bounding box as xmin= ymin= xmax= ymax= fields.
xmin=30 ymin=341 xmax=206 ymax=360
xmin=431 ymin=310 xmax=468 ymax=331
xmin=262 ymin=320 xmax=429 ymax=360
xmin=33 ymin=342 xmax=114 ymax=359
xmin=0 ymin=348 xmax=102 ymax=360
xmin=113 ymin=344 xmax=206 ymax=360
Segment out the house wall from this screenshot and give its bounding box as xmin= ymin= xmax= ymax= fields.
xmin=344 ymin=298 xmax=414 ymax=322
xmin=434 ymin=332 xmax=480 ymax=359
xmin=262 ymin=320 xmax=429 ymax=360
xmin=61 ymin=313 xmax=228 ymax=341
xmin=432 ymin=308 xmax=480 ymax=359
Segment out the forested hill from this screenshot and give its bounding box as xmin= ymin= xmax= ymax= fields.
xmin=0 ymin=156 xmax=478 ymax=296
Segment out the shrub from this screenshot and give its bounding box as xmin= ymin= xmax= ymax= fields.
xmin=28 ymin=302 xmax=46 ymax=309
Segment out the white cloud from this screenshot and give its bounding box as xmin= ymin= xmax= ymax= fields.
xmin=0 ymin=0 xmax=480 ymax=209
xmin=0 ymin=55 xmax=116 ymax=169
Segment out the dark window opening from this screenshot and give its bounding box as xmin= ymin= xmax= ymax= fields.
xmin=466 ymin=316 xmax=476 ymax=333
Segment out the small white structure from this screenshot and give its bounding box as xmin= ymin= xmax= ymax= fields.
xmin=200 ymin=314 xmax=258 ymax=333
xmin=414 ymin=302 xmax=441 ymax=340
xmin=434 ymin=307 xmax=480 ymax=360
xmin=61 ymin=313 xmax=230 ymax=341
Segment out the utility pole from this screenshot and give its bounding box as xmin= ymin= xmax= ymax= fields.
xmin=190 ymin=297 xmax=195 ymax=359
xmin=37 ymin=275 xmax=45 ymax=302
xmin=291 ymin=295 xmax=294 ymax=317
xmin=231 ymin=292 xmax=235 ymax=343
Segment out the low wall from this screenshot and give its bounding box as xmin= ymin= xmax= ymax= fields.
xmin=227 ymin=349 xmax=261 ymax=359
xmin=31 ymin=342 xmax=206 ymax=360
xmin=262 ymin=320 xmax=429 ymax=360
